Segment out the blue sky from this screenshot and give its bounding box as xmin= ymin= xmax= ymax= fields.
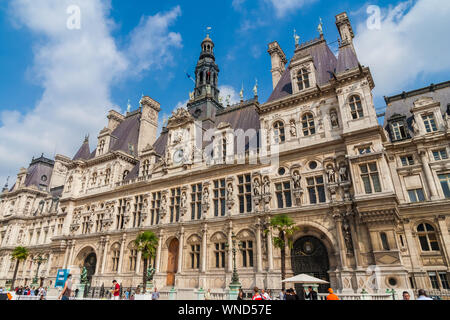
xmin=0 ymin=0 xmax=449 ymax=184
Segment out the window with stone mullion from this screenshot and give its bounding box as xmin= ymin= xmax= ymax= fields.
xmin=214 ymin=180 xmax=226 ymax=217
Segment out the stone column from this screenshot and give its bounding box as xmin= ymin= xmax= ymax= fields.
xmin=420 ymin=150 xmax=439 ymax=200
xmin=46 ymin=253 xmax=53 ymax=277
xmin=155 ymin=232 xmax=163 ymax=273
xmin=62 ymin=240 xmax=70 ymax=269
xmin=118 ymin=234 xmax=127 ymax=274
xmin=333 ymin=210 xmax=349 ymax=270
xmin=136 ymin=251 xmax=142 ymax=275
xmin=267 ymin=227 xmax=274 ymax=272
xmin=403 ymin=220 xmax=422 ymax=273
xmin=436 ymin=216 xmax=450 ymax=266
xmin=201 ymin=224 xmax=208 ymax=273
xmin=255 ymin=219 xmax=263 ymax=273
xmin=101 ymin=236 xmax=110 ymax=274
xmin=68 ymin=240 xmax=76 ymax=267
xmin=347 ymin=210 xmax=363 ymax=269
xmin=177 ymin=228 xmax=185 ymax=274
xmin=95 ymin=238 xmax=104 ymax=275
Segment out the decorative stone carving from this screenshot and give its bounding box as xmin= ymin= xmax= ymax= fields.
xmin=160 ymin=193 xmax=168 ymax=219
xmin=326 ymin=164 xmax=336 ymax=184
xmin=289 ymin=119 xmax=297 ymax=137
xmin=338 ymin=162 xmax=349 ymax=183
xmin=253 ymin=178 xmax=261 ymax=197
xmin=202 ymin=187 xmax=210 ymax=218
xmin=342 ymin=219 xmax=354 ymax=254
xmin=330 ymin=110 xmax=339 ymax=128
xmin=292 ymin=170 xmax=302 ymax=190
xmin=181 ymin=191 xmax=188 ymax=217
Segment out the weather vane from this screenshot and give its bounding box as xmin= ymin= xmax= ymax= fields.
xmin=127 ymin=99 xmax=131 ymax=113
xmin=206 ymin=26 xmax=212 ymax=37
xmin=294 ymin=29 xmax=300 ymax=46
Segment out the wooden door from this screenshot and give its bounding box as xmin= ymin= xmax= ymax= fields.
xmin=166 ymin=239 xmax=179 ymax=286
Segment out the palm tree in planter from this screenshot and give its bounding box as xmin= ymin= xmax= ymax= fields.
xmin=135 ymin=231 xmax=159 ymax=293
xmin=265 ymin=214 xmax=298 ymax=290
xmin=10 ymin=246 xmax=29 ymax=291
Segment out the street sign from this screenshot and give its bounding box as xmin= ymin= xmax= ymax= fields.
xmin=55 ymin=269 xmax=70 ymax=288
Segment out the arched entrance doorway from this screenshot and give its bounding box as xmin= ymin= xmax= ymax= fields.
xmin=83 ymin=252 xmax=97 ymax=284
xmin=291 ymin=236 xmax=330 ymax=294
xmin=167 ymin=239 xmax=179 ymax=287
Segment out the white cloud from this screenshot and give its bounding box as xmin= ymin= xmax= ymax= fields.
xmin=354 ymin=0 xmax=450 ymax=95
xmin=266 ymin=0 xmax=317 ymax=18
xmin=0 ymin=0 xmax=182 ymax=184
xmin=219 ymin=85 xmax=241 ymax=105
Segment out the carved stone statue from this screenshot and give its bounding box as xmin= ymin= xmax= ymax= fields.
xmin=161 ymin=195 xmax=167 ymax=215
xmin=292 ymin=171 xmax=301 ymax=190
xmin=339 ymin=163 xmax=349 ymax=183
xmin=412 ymin=118 xmax=420 ymax=135
xmin=290 ymin=120 xmax=297 ymax=137
xmin=343 ymin=221 xmax=354 ymax=254
xmin=330 ymin=111 xmax=339 ymax=128
xmin=80 ymin=267 xmax=89 ymax=284
xmin=181 ymin=192 xmax=187 ymax=209
xmin=253 ymin=179 xmax=261 ymax=197
xmin=445 ymin=113 xmax=450 ymax=130
xmin=326 ymin=165 xmax=336 ymax=184
xmin=203 ymin=188 xmax=209 ymax=204
xmin=263 ymin=177 xmax=271 ymax=195
xmin=227 ymin=183 xmax=233 ymax=199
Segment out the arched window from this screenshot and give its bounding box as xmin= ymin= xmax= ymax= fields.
xmin=111 ymin=243 xmax=121 ymax=272
xmin=349 ymin=95 xmax=364 ymax=120
xmin=273 ymin=121 xmax=286 ymax=143
xmin=417 ymin=223 xmax=440 ymax=252
xmin=297 ymin=68 xmax=310 ymax=91
xmin=105 ymin=169 xmax=111 ymax=185
xmin=302 ymin=113 xmax=316 ymax=136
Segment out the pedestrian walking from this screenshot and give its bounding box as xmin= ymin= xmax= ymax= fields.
xmin=261 ymin=289 xmax=271 ymax=300
xmin=237 ymin=289 xmax=244 ymax=301
xmin=112 ymin=280 xmax=120 ymax=300
xmin=252 ymin=287 xmax=263 ymax=301
xmin=205 ymin=289 xmax=212 ymax=300
xmin=326 ymin=288 xmax=339 ymax=300
xmin=152 ymin=287 xmax=160 ymax=301
xmin=279 ymin=289 xmax=286 ymax=300
xmin=58 ymin=274 xmax=73 ymax=301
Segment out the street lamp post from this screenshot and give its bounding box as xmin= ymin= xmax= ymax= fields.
xmin=32 ymin=254 xmax=48 ymax=287
xmin=226 ymin=232 xmax=242 ymax=300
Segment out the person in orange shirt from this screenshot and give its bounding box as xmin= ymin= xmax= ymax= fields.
xmin=326 ymin=288 xmax=340 ymax=300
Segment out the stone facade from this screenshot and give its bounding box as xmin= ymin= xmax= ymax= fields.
xmin=1 ymin=12 xmax=449 ymax=295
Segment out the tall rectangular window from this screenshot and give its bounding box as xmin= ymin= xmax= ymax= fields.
xmin=408 ymin=189 xmax=425 ymax=203
xmin=307 ymin=176 xmax=326 ymax=204
xmin=433 ymin=149 xmax=448 ymax=161
xmin=241 ymin=240 xmax=254 ymax=268
xmin=392 ymin=121 xmax=408 ymax=140
xmin=133 ymin=195 xmax=144 ymax=228
xmin=170 ymin=188 xmax=181 ymax=223
xmin=151 ymin=192 xmax=161 ymax=225
xmin=117 ymin=199 xmax=126 ymax=230
xmin=422 ymin=114 xmax=438 ymax=133
xmin=190 ymin=245 xmax=200 ymax=269
xmin=439 ymin=272 xmax=450 ymax=290
xmin=429 ymin=272 xmax=440 ymax=289
xmin=214 ymin=179 xmax=226 ymax=217
xmin=215 ymin=242 xmax=226 ymax=269
xmin=95 ymin=214 xmax=104 ymax=233
xmin=238 ymin=174 xmax=252 ymax=214
xmin=360 ymin=163 xmax=382 ymax=194
xmin=439 ymin=174 xmax=450 ymax=199
xmin=191 ymin=184 xmax=203 ymax=220
xmin=276 ymin=181 xmax=293 ymax=208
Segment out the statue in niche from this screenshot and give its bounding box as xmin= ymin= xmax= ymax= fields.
xmin=253 ymin=179 xmax=261 ymax=197
xmin=181 ymin=192 xmax=187 ymax=209
xmin=339 ymin=163 xmax=349 ymax=183
xmin=326 ymin=165 xmax=336 ymax=184
xmin=330 ymin=110 xmax=339 ymax=128
xmin=203 ymin=188 xmax=209 ymax=204
xmin=290 ymin=120 xmax=297 ymax=137
xmin=343 ymin=221 xmax=354 ymax=253
xmin=227 ymin=183 xmax=233 ymax=199
xmin=292 ymin=171 xmax=301 ymax=189
xmin=263 ymin=177 xmax=271 ymax=195
xmin=161 ymin=195 xmax=167 ymax=213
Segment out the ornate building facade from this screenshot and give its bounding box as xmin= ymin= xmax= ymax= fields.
xmin=1 ymin=12 xmax=449 ymax=295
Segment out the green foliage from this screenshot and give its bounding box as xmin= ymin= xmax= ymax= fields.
xmin=267 ymin=214 xmax=298 ymax=249
xmin=135 ymin=231 xmax=159 ymax=259
xmin=11 ymin=246 xmax=29 ymax=262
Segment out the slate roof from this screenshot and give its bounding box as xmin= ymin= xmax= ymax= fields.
xmin=336 ymin=45 xmax=359 ymax=74
xmin=383 ymin=81 xmax=450 ymax=137
xmin=267 ymin=38 xmax=339 ymax=103
xmin=73 ymin=138 xmax=91 ymax=161
xmin=109 ymin=111 xmax=141 ymax=155
xmin=24 ymin=156 xmax=55 ymax=190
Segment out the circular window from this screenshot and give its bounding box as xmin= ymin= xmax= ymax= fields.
xmin=309 ymin=161 xmax=318 ymax=170
xmin=388 ymin=277 xmax=398 ymax=287
xmin=278 ymin=167 xmax=286 ymax=176
xmin=41 ymin=175 xmax=48 ymax=182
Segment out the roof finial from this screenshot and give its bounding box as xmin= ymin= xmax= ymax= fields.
xmin=253 ymin=79 xmax=258 ymax=97
xmin=206 ymin=26 xmax=212 ymax=38
xmin=4 ymin=176 xmax=9 ymax=188
xmin=139 ymin=93 xmax=144 ymax=107
xmin=318 ymin=17 xmax=324 ymax=36
xmin=84 ymin=134 xmax=89 ymax=143
xmin=294 ymin=29 xmax=300 ymax=46
xmin=127 ymin=99 xmax=132 ymax=113
xmin=240 ymin=83 xmax=244 ymax=101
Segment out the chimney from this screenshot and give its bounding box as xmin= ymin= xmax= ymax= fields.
xmin=335 ymin=12 xmax=355 ymax=49
xmin=107 ymin=110 xmax=125 ymax=131
xmin=138 ymin=96 xmax=161 ymax=155
xmin=268 ymin=41 xmax=287 ymax=90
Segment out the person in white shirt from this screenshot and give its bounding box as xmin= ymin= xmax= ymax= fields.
xmin=417 ymin=289 xmax=433 ymax=300
xmin=261 ymin=289 xmax=271 ymax=300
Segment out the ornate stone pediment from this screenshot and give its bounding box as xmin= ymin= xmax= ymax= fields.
xmin=167 ymin=108 xmax=194 ymax=129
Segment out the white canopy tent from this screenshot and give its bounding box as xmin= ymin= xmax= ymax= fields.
xmin=282 ymin=274 xmax=329 ymax=285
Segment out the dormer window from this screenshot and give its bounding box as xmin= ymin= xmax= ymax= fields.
xmin=297 ymin=68 xmax=310 ymax=91
xmin=98 ymin=140 xmax=105 ymax=155
xmin=349 ymin=95 xmax=364 ymax=119
xmin=302 ymin=113 xmax=315 ymax=136
xmin=422 ymin=114 xmax=438 ymax=133
xmin=142 ymin=160 xmax=150 ymax=176
xmin=391 ymin=121 xmax=408 ymax=141
xmin=273 ymin=121 xmax=286 ymax=143
xmin=105 ymin=169 xmax=111 ymax=185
